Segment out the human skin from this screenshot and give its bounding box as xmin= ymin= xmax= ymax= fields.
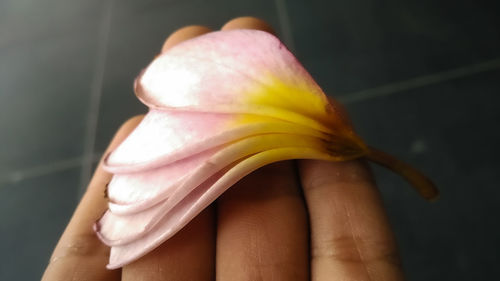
xmin=41 ymin=17 xmax=405 ymax=281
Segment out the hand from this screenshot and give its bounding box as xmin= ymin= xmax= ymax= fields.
xmin=42 ymin=17 xmax=404 ymax=281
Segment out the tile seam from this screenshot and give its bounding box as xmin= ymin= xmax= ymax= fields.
xmin=79 ymin=0 xmax=114 ymax=194
xmin=0 ymin=153 xmax=102 ymax=186
xmin=339 ymin=57 xmax=500 ymax=105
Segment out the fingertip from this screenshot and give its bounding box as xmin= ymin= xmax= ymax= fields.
xmin=115 ymin=113 xmax=144 ymax=134
xmin=221 ymin=16 xmax=276 ymax=35
xmin=161 ymin=25 xmax=212 ymax=52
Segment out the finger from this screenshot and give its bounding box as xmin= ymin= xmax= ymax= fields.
xmin=122 ymin=25 xmax=216 ymax=281
xmin=299 ymin=160 xmax=404 ymax=281
xmin=221 ymin=16 xmax=276 ymax=34
xmin=161 ymin=25 xmax=213 ymax=52
xmin=216 ymin=19 xmax=307 ymax=280
xmin=121 ymin=208 xmax=215 ymax=281
xmin=216 ymin=162 xmax=309 ymax=280
xmin=42 ymin=115 xmax=144 ymax=281
xmin=216 ymin=18 xmax=307 ymax=280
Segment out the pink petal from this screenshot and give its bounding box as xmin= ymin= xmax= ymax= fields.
xmin=136 ymin=29 xmax=345 ymax=132
xmin=106 ymin=146 xmax=217 ymax=208
xmin=105 ymin=147 xmax=334 ymax=269
xmin=97 ymin=134 xmax=332 ymax=245
xmin=104 ymin=108 xmax=328 ymax=173
xmin=107 ymin=133 xmax=328 ymax=213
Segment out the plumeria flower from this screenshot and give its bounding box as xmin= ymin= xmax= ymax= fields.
xmin=94 ymin=28 xmax=438 ymax=269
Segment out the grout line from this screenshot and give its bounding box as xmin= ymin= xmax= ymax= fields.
xmin=79 ymin=0 xmax=114 ymax=194
xmin=338 ymin=57 xmax=500 ymax=105
xmin=274 ymin=0 xmax=296 ymax=52
xmin=0 ymin=153 xmax=102 ymax=186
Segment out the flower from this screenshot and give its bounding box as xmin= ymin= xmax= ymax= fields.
xmin=95 ymin=29 xmax=438 ymax=269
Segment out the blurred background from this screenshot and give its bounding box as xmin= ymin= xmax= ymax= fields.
xmin=1 ymin=0 xmax=499 ymax=280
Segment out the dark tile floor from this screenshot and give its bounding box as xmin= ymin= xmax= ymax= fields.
xmin=0 ymin=168 xmax=80 ymax=281
xmin=347 ymin=70 xmax=500 ymax=280
xmin=1 ymin=0 xmax=499 ymax=280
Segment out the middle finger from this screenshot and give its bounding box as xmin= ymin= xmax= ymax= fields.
xmin=216 ymin=161 xmax=309 ymax=280
xmin=215 ymin=16 xmax=308 ymax=281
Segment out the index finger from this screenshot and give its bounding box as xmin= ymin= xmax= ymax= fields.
xmin=299 ymin=159 xmax=405 ymax=281
xmin=42 ymin=115 xmax=144 ymax=281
